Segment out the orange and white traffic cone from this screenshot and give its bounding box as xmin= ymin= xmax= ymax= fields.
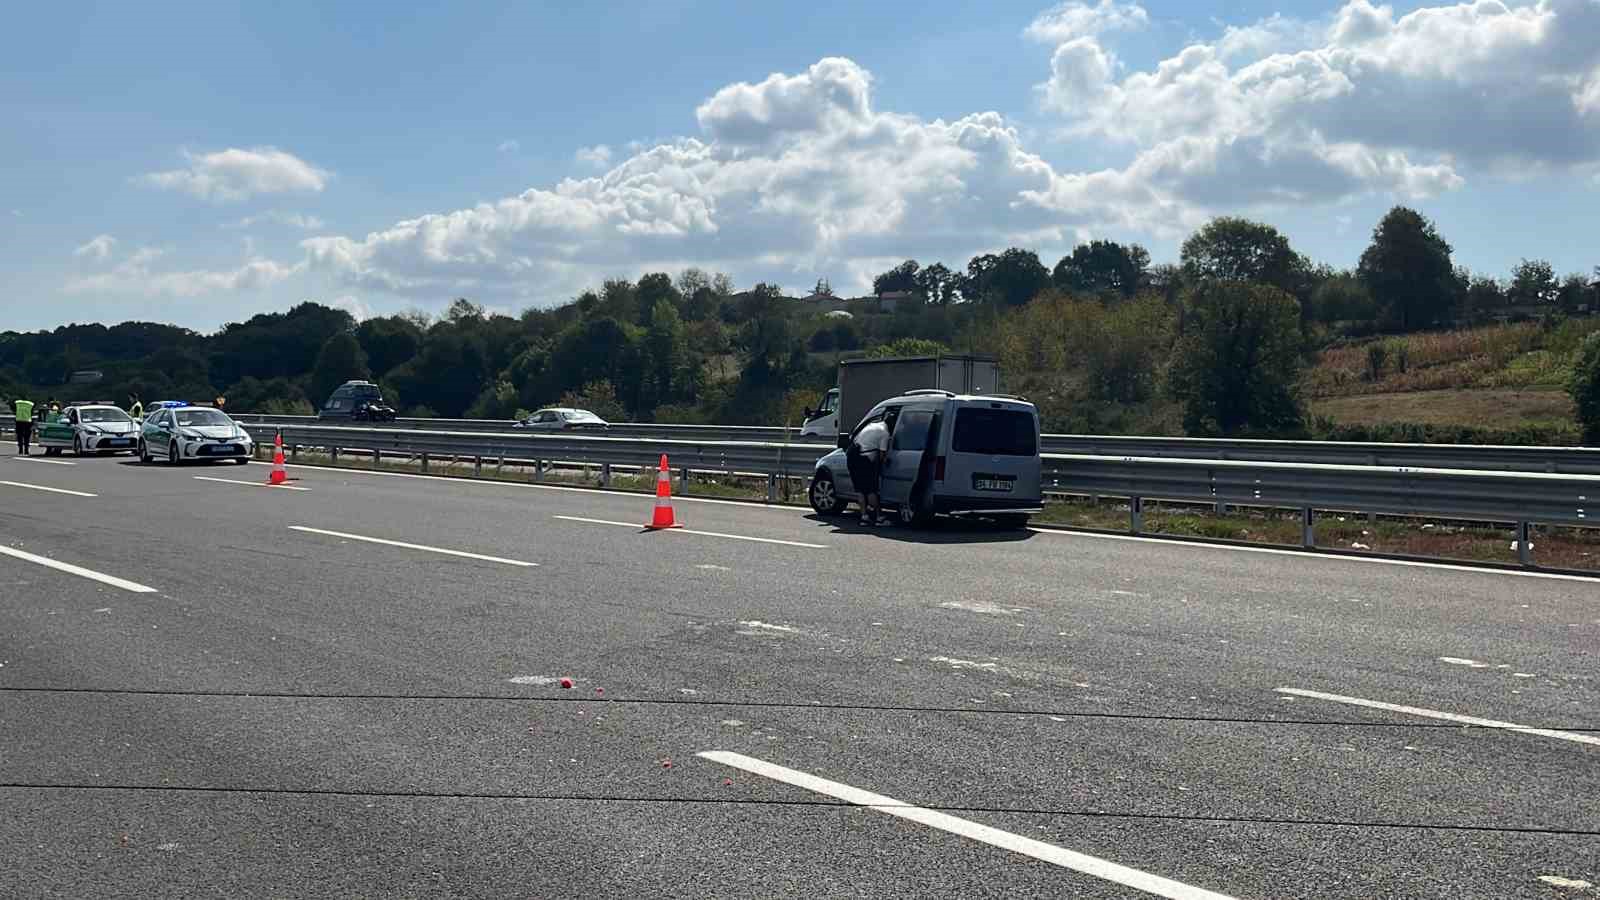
xmin=268 ymin=430 xmax=288 ymax=485
xmin=645 ymin=453 xmax=683 ymax=530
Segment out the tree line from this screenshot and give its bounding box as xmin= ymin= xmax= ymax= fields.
xmin=3 ymin=206 xmax=1598 ymax=441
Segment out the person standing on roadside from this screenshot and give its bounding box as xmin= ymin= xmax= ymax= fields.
xmin=128 ymin=394 xmax=144 ymax=421
xmin=13 ymin=396 xmax=35 ymax=455
xmin=214 ymin=394 xmax=226 ymax=410
xmin=850 ymin=412 xmax=893 ymax=526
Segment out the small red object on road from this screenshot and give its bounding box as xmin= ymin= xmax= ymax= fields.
xmin=595 ymin=687 xmax=604 ymax=695
xmin=722 ymin=778 xmax=733 ymax=786
xmin=661 ymin=759 xmax=673 ymax=769
xmin=559 ymin=677 xmax=573 ymax=689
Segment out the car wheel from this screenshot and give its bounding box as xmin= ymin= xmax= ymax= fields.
xmin=73 ymin=435 xmax=84 ymax=457
xmin=138 ymin=440 xmax=150 ymax=464
xmin=167 ymin=439 xmax=181 ymax=466
xmin=994 ymin=513 xmax=1030 ymax=530
xmin=233 ymin=456 xmax=249 ymax=465
xmin=898 ymin=489 xmax=936 ymax=529
xmin=809 ymin=472 xmax=846 ymax=516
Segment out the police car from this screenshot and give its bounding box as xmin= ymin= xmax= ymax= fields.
xmin=36 ymin=403 xmax=141 ymax=456
xmin=139 ymin=404 xmax=254 ymax=465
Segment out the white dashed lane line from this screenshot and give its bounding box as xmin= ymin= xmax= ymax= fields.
xmin=194 ymin=476 xmax=310 ymax=491
xmin=698 ymin=751 xmax=1237 ymax=900
xmin=0 ymin=480 xmax=97 ymax=497
xmin=1277 ymin=688 xmax=1600 ymax=748
xmin=0 ymin=544 xmax=157 ymax=593
xmin=287 ymin=525 xmax=538 ymax=568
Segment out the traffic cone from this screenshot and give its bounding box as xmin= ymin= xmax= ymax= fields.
xmin=268 ymin=430 xmax=288 ymax=485
xmin=646 ymin=453 xmax=683 ymax=529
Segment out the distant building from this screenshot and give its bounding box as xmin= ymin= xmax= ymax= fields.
xmin=875 ymin=290 xmax=914 ymax=313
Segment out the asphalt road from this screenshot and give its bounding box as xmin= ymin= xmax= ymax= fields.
xmin=1 ymin=447 xmax=1597 ymax=899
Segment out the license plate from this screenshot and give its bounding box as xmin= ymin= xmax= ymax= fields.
xmin=108 ymin=439 xmax=132 ymax=446
xmin=214 ymin=444 xmax=238 ymax=453
xmin=974 ymin=478 xmax=1013 ymax=492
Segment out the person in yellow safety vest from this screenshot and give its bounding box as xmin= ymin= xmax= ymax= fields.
xmin=13 ymin=397 xmax=35 ymax=456
xmin=128 ymin=394 xmax=144 ymax=420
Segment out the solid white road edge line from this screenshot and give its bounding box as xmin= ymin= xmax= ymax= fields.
xmin=194 ymin=476 xmax=310 ymax=491
xmin=287 ymin=525 xmax=537 ymax=567
xmin=697 ymin=751 xmax=1237 ymax=900
xmin=552 ymin=515 xmax=827 ymax=549
xmin=1276 ymin=688 xmax=1600 ymax=748
xmin=0 ymin=480 xmax=96 ymax=497
xmin=1030 ymin=527 xmax=1600 ymax=584
xmin=0 ymin=545 xmax=157 ymax=593
xmin=9 ymin=456 xmax=75 ymax=466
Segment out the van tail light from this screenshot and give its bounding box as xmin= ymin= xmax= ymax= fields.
xmin=934 ymin=456 xmax=946 ymax=481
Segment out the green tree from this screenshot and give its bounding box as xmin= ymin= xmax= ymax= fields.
xmin=1357 ymin=206 xmax=1455 ymax=330
xmin=309 ymin=333 xmax=371 ymax=403
xmin=1571 ymin=332 xmax=1600 ymax=444
xmin=872 ymin=260 xmax=920 ymax=296
xmin=355 ymin=315 xmax=423 ymax=378
xmin=914 ymin=262 xmax=959 ymax=305
xmin=1557 ymin=273 xmax=1592 ymax=314
xmin=1180 ymin=217 xmax=1302 ymax=294
xmin=387 ymin=331 xmax=487 ymax=417
xmin=1509 ymin=259 xmax=1558 ymax=305
xmin=643 ymin=299 xmax=688 ymax=409
xmin=636 ymin=272 xmax=681 ymax=322
xmin=966 ymin=248 xmax=1050 ymax=306
xmin=1308 ymin=273 xmax=1375 ymax=323
xmin=559 ymin=380 xmax=627 ymax=423
xmin=1052 ymin=240 xmax=1150 ymax=297
xmin=1169 ymin=282 xmax=1304 ymax=436
xmin=865 ymin=337 xmax=949 ymax=358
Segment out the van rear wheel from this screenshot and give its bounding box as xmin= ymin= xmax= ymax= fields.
xmin=993 ymin=513 xmax=1031 ymax=530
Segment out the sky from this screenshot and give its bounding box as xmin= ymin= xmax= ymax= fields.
xmin=3 ymin=0 xmax=1598 ymax=332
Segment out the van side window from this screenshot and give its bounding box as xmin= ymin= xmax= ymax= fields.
xmin=891 ymin=410 xmax=934 ymax=452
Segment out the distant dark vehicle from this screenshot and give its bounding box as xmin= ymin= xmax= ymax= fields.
xmin=318 ymin=381 xmax=397 ymax=422
xmin=512 ymin=408 xmax=610 ymax=431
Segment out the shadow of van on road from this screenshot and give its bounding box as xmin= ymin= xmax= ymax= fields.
xmin=804 ymin=513 xmax=1035 ymax=545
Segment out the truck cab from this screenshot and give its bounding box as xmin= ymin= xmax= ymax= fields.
xmin=799 ymin=388 xmax=839 ymax=440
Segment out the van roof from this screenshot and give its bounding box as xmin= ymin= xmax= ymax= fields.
xmin=877 ymin=391 xmax=1035 ymax=410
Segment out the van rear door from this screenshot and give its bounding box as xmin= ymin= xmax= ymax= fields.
xmin=943 ymin=404 xmax=1042 ymax=505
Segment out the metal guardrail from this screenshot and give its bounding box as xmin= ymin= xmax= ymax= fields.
xmin=247 ymin=422 xmax=1598 ymax=566
xmin=226 ymin=414 xmax=1600 ymax=474
xmin=12 ymin=409 xmax=1600 ymax=474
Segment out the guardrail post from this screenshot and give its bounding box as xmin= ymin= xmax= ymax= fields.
xmin=678 ymin=467 xmax=688 ymax=494
xmin=1517 ymin=521 xmax=1532 ymax=566
xmin=1130 ymin=496 xmax=1143 ymax=535
xmin=766 ymin=473 xmax=777 ymax=503
xmin=600 ymin=462 xmax=611 ymax=487
xmin=473 ymin=455 xmax=482 ymax=476
xmin=496 ymin=455 xmax=504 ymax=476
xmin=535 ymin=459 xmax=544 ymax=482
xmin=373 ymin=448 xmax=381 ymax=468
xmin=420 ymin=452 xmax=429 ymax=473
xmin=1301 ymin=507 xmax=1315 ymax=549
xmin=330 ymin=446 xmax=339 ymax=464
xmin=291 ymin=443 xmax=299 ymax=461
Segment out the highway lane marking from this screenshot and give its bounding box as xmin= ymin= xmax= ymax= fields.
xmin=0 ymin=545 xmax=157 ymax=593
xmin=9 ymin=456 xmax=75 ymax=466
xmin=697 ymin=751 xmax=1237 ymax=900
xmin=287 ymin=525 xmax=538 ymax=567
xmin=1276 ymin=688 xmax=1600 ymax=747
xmin=1029 ymin=528 xmax=1600 ymax=583
xmin=553 ymin=515 xmax=827 ymax=549
xmin=194 ymin=476 xmax=310 ymax=491
xmin=0 ymin=480 xmax=97 ymax=497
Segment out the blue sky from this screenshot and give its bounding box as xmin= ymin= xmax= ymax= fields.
xmin=4 ymin=0 xmax=1597 ymax=331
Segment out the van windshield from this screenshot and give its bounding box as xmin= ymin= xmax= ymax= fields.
xmin=951 ymin=408 xmax=1037 ymax=456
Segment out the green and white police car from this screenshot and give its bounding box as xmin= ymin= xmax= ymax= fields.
xmin=36 ymin=404 xmax=141 ymax=456
xmin=139 ymin=405 xmax=254 ymax=465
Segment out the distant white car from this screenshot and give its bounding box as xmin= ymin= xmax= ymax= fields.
xmin=513 ymin=408 xmax=610 ymax=432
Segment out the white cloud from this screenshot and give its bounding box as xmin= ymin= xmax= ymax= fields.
xmin=65 ymin=246 xmax=304 ymax=297
xmin=303 ymin=57 xmax=1174 ymax=302
xmin=1025 ymin=0 xmax=1148 ymax=43
xmin=136 ymin=147 xmax=331 ymax=203
xmin=498 ymin=139 xmax=521 ymax=153
xmin=574 ymin=144 xmax=613 ymax=167
xmin=73 ymin=234 xmax=118 ymax=261
xmin=1034 ymin=0 xmax=1600 ymax=208
xmin=330 ymin=295 xmax=374 ymax=321
xmin=223 ymin=211 xmax=326 ymax=231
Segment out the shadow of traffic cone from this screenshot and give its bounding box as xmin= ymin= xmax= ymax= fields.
xmin=645 ymin=453 xmax=683 ymax=530
xmin=268 ymin=430 xmax=288 ymax=485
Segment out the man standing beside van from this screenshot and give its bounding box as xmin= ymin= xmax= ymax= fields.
xmin=850 ymin=413 xmax=893 ymax=526
xmin=13 ymin=397 xmax=35 ymax=455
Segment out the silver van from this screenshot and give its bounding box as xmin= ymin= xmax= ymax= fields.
xmin=808 ymin=390 xmax=1043 ymax=527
